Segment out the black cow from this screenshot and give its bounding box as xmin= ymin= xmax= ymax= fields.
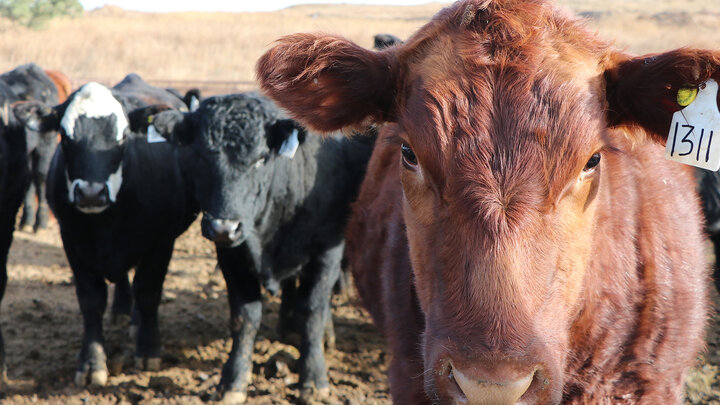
xmin=0 ymin=63 xmax=59 ymax=232
xmin=165 ymin=87 xmax=202 ymax=112
xmin=373 ymin=33 xmax=403 ymax=50
xmin=697 ymin=168 xmax=720 ymax=292
xmin=13 ymin=76 xmax=197 ymax=386
xmin=0 ymin=82 xmax=30 ymax=385
xmin=150 ymin=93 xmax=375 ymax=403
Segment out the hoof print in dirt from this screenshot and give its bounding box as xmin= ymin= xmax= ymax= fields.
xmin=134 ymin=356 xmax=161 ymax=371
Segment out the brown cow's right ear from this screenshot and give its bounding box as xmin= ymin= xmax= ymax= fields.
xmin=604 ymin=48 xmax=720 ymax=143
xmin=257 ymin=33 xmax=398 ymax=132
xmin=13 ymin=101 xmax=59 ymax=132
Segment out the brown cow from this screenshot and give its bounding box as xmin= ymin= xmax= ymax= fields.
xmin=44 ymin=69 xmax=72 ymax=103
xmin=257 ymin=0 xmax=712 ymax=403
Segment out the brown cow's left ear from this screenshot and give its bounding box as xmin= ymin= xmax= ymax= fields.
xmin=604 ymin=48 xmax=720 ymax=142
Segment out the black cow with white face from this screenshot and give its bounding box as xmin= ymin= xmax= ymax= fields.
xmin=13 ymin=77 xmax=197 ymax=387
xmin=0 ymin=63 xmax=59 ymax=232
xmin=0 ymin=81 xmax=30 ymax=385
xmin=151 ymin=93 xmax=375 ymax=403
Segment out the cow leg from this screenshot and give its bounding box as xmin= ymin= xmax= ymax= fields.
xmin=294 ymin=243 xmax=342 ymax=402
xmin=110 ymin=273 xmax=133 ymax=326
xmin=73 ymin=268 xmax=109 ymax=386
xmin=19 ymin=182 xmax=35 ymax=232
xmin=278 ymin=277 xmax=300 ymax=346
xmin=132 ymin=241 xmax=172 ymax=371
xmin=0 ymin=219 xmax=11 ymax=386
xmin=33 ymin=135 xmax=55 ymax=232
xmin=217 ymin=246 xmax=262 ymax=404
xmin=32 ymin=167 xmax=49 ymax=232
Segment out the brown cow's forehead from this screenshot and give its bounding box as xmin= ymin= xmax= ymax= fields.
xmin=395 ymin=0 xmax=609 ymax=216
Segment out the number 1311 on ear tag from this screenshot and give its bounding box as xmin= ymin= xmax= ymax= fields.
xmin=665 ymin=79 xmax=720 ymax=171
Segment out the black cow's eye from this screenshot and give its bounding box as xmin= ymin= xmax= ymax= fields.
xmin=584 ymin=153 xmax=601 ymax=172
xmin=401 ymin=143 xmax=417 ymax=167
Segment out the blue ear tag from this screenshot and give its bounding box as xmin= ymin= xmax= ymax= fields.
xmin=278 ymin=128 xmax=299 ymax=158
xmin=147 ymin=124 xmax=167 ymax=143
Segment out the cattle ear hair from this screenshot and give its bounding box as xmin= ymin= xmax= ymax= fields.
xmin=603 ymin=49 xmax=720 ymax=143
xmin=127 ymin=104 xmax=173 ymax=134
xmin=267 ymin=119 xmax=306 ymax=152
xmin=257 ymin=33 xmax=398 ymax=132
xmin=152 ymin=109 xmax=193 ymax=145
xmin=12 ymin=101 xmax=59 ymax=132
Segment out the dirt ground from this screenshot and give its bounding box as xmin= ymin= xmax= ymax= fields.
xmin=0 ymin=220 xmax=391 ymax=404
xmin=0 ymin=217 xmax=718 ymax=405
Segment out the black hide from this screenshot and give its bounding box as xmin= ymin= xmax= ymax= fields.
xmin=697 ymin=168 xmax=720 ymax=292
xmin=154 ymin=93 xmax=375 ymax=401
xmin=0 ymin=80 xmax=30 ymax=382
xmin=15 ymin=75 xmax=197 ymax=387
xmin=0 ymin=63 xmax=59 ymax=232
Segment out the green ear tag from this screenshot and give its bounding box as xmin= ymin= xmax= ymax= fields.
xmin=147 ymin=115 xmax=154 ymax=124
xmin=677 ymin=87 xmax=698 ymax=107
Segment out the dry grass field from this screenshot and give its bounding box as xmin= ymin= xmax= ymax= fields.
xmin=0 ymin=1 xmax=719 ymax=404
xmin=0 ymin=0 xmax=718 ymax=91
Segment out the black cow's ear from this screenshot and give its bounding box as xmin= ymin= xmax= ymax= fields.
xmin=267 ymin=119 xmax=307 ymax=157
xmin=127 ymin=104 xmax=173 ymax=134
xmin=151 ymin=109 xmax=194 ymax=145
xmin=13 ymin=101 xmax=59 ymax=132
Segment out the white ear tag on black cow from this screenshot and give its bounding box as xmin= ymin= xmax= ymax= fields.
xmin=665 ymin=79 xmax=720 ymax=171
xmin=146 ymin=124 xmax=167 ymax=143
xmin=278 ymin=128 xmax=299 ymax=158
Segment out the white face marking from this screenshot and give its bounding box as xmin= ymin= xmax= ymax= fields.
xmin=106 ymin=164 xmax=123 ymax=202
xmin=65 ymin=163 xmax=124 ymax=214
xmin=61 ymin=82 xmax=128 ymax=141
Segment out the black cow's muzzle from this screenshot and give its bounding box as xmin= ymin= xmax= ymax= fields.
xmin=201 ymin=214 xmax=243 ymax=246
xmin=73 ymin=182 xmax=110 ymax=213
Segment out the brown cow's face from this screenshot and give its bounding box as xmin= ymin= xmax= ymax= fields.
xmin=257 ymin=1 xmax=720 ymax=403
xmin=394 ymin=49 xmax=607 ymax=401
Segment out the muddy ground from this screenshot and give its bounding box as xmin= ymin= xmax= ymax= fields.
xmin=0 ymin=218 xmax=718 ymax=404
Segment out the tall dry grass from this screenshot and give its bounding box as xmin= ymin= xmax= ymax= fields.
xmin=0 ymin=1 xmax=718 ymax=93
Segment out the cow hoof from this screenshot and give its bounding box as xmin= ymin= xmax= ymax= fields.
xmin=128 ymin=325 xmax=138 ymax=339
xmin=134 ymin=356 xmax=161 ymax=371
xmin=299 ymin=385 xmax=330 ymax=404
xmin=112 ymin=313 xmax=131 ymax=327
xmin=221 ymin=390 xmax=248 ymax=404
xmin=75 ymin=368 xmax=108 ymax=387
xmin=19 ymin=224 xmax=32 ymax=233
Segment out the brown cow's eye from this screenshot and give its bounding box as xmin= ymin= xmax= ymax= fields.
xmin=401 ymin=143 xmax=417 ymax=167
xmin=584 ymin=153 xmax=601 ymax=172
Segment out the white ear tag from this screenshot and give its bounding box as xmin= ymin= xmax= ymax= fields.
xmin=147 ymin=124 xmax=167 ymax=143
xmin=278 ymin=128 xmax=299 ymax=158
xmin=665 ymin=79 xmax=720 ymax=170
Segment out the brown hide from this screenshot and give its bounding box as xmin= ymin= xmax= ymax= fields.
xmin=44 ymin=70 xmax=72 ymax=103
xmin=258 ymin=0 xmax=711 ymax=403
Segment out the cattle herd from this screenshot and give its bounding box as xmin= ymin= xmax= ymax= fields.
xmin=1 ymin=0 xmax=720 ymax=404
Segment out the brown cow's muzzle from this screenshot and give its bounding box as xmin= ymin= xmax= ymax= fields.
xmin=432 ymin=356 xmax=549 ymax=405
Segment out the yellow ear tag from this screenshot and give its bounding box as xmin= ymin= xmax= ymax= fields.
xmin=677 ymin=87 xmax=698 ymax=107
xmin=147 ymin=115 xmax=154 ymax=124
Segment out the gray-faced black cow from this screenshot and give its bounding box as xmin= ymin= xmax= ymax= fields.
xmin=0 ymin=81 xmax=30 ymax=385
xmin=13 ymin=75 xmax=197 ymax=386
xmin=150 ymin=93 xmax=375 ymax=403
xmin=0 ymin=63 xmax=59 ymax=232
